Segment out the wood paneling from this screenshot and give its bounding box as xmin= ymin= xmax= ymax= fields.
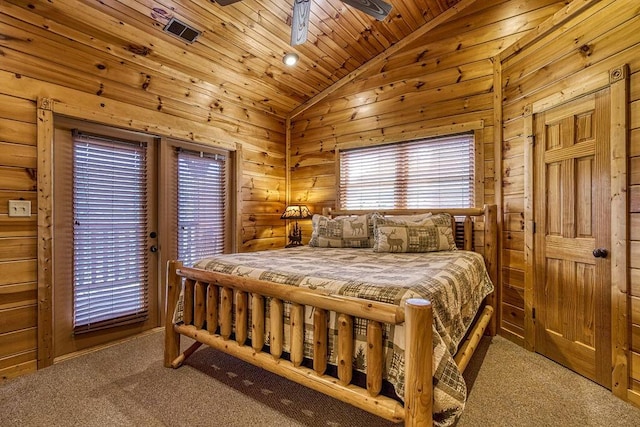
xmin=1 ymin=0 xmax=468 ymax=118
xmin=0 ymin=328 xmax=36 ymax=358
xmin=0 ymin=86 xmax=39 ymax=379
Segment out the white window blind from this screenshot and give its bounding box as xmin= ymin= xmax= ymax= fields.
xmin=177 ymin=149 xmax=227 ymax=266
xmin=73 ymin=132 xmax=149 ymax=333
xmin=339 ymin=133 xmax=474 ymax=209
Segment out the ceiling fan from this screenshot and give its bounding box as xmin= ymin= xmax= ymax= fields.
xmin=215 ymin=0 xmax=392 ymax=46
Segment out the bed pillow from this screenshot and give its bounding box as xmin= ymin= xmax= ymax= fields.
xmin=308 ymin=214 xmax=374 ymax=248
xmin=373 ymin=213 xmax=457 ymax=253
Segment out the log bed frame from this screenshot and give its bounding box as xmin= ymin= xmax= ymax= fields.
xmin=164 ymin=204 xmax=498 ymax=426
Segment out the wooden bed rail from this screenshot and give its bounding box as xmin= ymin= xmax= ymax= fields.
xmin=175 ymin=265 xmax=405 ymax=325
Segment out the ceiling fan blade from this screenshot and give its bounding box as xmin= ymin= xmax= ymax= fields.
xmin=290 ymin=0 xmax=311 ymax=46
xmin=341 ymin=0 xmax=392 ymax=21
xmin=215 ymin=0 xmax=243 ymax=5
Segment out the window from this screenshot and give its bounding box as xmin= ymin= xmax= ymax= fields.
xmin=339 ymin=133 xmax=475 ymax=209
xmin=72 ymin=131 xmax=150 ymax=333
xmin=176 ymin=148 xmax=228 ymax=266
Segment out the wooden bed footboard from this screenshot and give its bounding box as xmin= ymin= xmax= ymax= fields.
xmin=165 ymin=262 xmax=430 ymax=423
xmin=164 ymin=204 xmax=498 ymax=426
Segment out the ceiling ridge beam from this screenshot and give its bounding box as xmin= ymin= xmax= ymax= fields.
xmin=287 ymin=0 xmax=479 ymax=120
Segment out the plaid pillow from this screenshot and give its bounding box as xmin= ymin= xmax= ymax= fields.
xmin=373 ymin=213 xmax=457 ymax=252
xmin=309 ymin=214 xmax=374 ymax=248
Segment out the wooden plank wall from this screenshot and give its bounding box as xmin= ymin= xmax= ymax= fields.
xmin=289 ymin=0 xmax=568 ymax=317
xmin=0 ymin=11 xmax=285 ymax=380
xmin=0 ymin=93 xmax=38 ymax=380
xmin=499 ymin=0 xmax=640 ymax=400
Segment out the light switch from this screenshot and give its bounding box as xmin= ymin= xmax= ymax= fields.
xmin=8 ymin=200 xmax=31 ymax=217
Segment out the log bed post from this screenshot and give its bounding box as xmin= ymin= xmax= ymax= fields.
xmin=404 ymin=298 xmax=433 ymax=426
xmin=164 ymin=260 xmax=182 ymax=367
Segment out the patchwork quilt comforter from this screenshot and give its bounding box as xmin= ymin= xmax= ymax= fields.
xmin=173 ymin=246 xmax=493 ymax=426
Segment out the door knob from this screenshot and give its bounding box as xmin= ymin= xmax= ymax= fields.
xmin=592 ymin=248 xmax=608 ymax=258
xmin=150 ymin=245 xmax=158 ymax=253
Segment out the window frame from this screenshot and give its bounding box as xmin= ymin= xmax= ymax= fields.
xmin=336 ymin=128 xmax=484 ymax=210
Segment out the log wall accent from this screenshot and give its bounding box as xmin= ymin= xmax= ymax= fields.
xmin=498 ymin=0 xmax=640 ymax=401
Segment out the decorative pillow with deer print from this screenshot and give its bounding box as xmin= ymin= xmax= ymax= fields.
xmin=308 ymin=214 xmax=374 ymax=248
xmin=373 ymin=213 xmax=457 ymax=252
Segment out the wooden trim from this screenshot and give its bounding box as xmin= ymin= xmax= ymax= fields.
xmin=334 ymin=148 xmax=341 ymax=209
xmin=336 ymin=120 xmax=484 ymax=151
xmin=164 ymin=260 xmax=182 ymax=367
xmin=609 ymin=64 xmax=629 ymax=398
xmin=36 ymin=97 xmax=54 ymax=369
xmin=474 ymin=128 xmax=485 ymax=207
xmin=288 ymin=0 xmax=479 ymax=119
xmin=531 ymin=69 xmax=611 ymax=115
xmin=523 ymin=105 xmax=535 ymax=351
xmin=499 ymin=0 xmax=604 ymax=62
xmin=484 ymin=204 xmax=498 ymax=336
xmin=285 ymin=117 xmax=291 ymax=205
xmin=234 ymin=144 xmax=243 ymax=253
xmin=493 ymin=57 xmax=503 ymax=335
xmin=157 ymin=138 xmax=171 ymax=326
xmin=284 ymin=117 xmax=291 ymax=241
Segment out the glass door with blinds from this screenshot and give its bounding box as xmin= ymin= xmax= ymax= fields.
xmin=159 ymin=141 xmax=233 ymax=272
xmin=53 ymin=120 xmax=159 ymax=358
xmin=176 ymin=149 xmax=228 ymax=266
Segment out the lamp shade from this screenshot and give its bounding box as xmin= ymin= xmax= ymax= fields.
xmin=280 ymin=205 xmax=313 ymax=220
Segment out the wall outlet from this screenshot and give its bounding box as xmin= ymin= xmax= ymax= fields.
xmin=8 ymin=200 xmax=31 ymax=217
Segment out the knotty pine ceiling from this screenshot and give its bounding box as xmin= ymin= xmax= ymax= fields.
xmin=2 ymin=0 xmax=462 ymax=119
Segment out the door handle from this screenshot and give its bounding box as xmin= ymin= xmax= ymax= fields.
xmin=592 ymin=248 xmax=608 ymax=258
xmin=150 ymin=245 xmax=158 ymax=253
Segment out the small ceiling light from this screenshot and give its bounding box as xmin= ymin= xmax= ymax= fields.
xmin=283 ymin=52 xmax=299 ymax=66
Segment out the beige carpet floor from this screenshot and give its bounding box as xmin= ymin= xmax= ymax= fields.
xmin=0 ymin=330 xmax=638 ymax=426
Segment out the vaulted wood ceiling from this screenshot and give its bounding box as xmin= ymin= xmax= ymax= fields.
xmin=2 ymin=0 xmax=463 ymax=118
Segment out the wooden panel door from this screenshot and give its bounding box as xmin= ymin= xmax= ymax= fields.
xmin=533 ymin=89 xmax=611 ymax=388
